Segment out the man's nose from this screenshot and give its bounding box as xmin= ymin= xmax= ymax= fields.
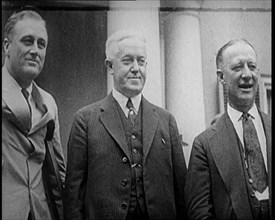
xmin=29 ymin=43 xmax=38 ymax=57
xmin=241 ymin=64 xmax=252 ymax=78
xmin=131 ymin=60 xmax=139 ymax=72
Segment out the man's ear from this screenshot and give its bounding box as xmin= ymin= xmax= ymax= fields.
xmin=105 ymin=59 xmax=113 ymax=74
xmin=3 ymin=38 xmax=10 ymax=57
xmin=217 ymin=69 xmax=225 ymax=85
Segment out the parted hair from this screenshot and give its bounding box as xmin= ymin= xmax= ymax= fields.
xmin=105 ymin=29 xmax=147 ymax=60
xmin=3 ymin=10 xmax=46 ymax=41
xmin=216 ymin=39 xmax=256 ymax=69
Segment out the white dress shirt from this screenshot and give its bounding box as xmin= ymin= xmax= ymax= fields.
xmin=25 ymin=84 xmax=43 ymax=128
xmin=3 ymin=65 xmax=43 ymax=129
xmin=112 ymin=89 xmax=142 ymax=117
xmin=227 ymin=103 xmax=268 ymax=200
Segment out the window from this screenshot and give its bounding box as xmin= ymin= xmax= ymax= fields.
xmin=259 ymin=74 xmax=272 ymax=115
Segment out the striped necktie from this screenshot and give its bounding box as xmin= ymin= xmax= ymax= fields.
xmin=21 ymin=88 xmax=32 ymax=131
xmin=242 ymin=112 xmax=267 ymax=193
xmin=126 ymin=98 xmax=136 ymax=125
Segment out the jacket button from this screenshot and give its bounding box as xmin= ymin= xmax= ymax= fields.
xmin=137 ymin=177 xmax=142 ymax=183
xmin=122 ymin=157 xmax=127 ymax=163
xmin=133 ymin=148 xmax=138 ymax=154
xmin=121 ymin=203 xmax=127 ymax=209
xmin=55 ymin=187 xmax=60 ymax=192
xmin=251 ymin=192 xmax=255 ymax=197
xmin=248 ymin=178 xmax=253 ymax=184
xmin=121 ymin=179 xmax=128 ymax=186
xmin=131 ymin=135 xmax=136 ymax=139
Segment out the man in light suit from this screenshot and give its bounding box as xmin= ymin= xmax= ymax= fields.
xmin=2 ymin=10 xmax=66 ymax=220
xmin=185 ymin=39 xmax=271 ymax=220
xmin=64 ymin=29 xmax=187 ymax=220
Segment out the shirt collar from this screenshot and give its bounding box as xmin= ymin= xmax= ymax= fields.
xmin=112 ymin=88 xmax=142 ymax=112
xmin=248 ymin=104 xmax=259 ymax=120
xmin=25 ymin=83 xmax=33 ymax=95
xmin=2 ymin=65 xmax=33 ymax=95
xmin=227 ymin=103 xmax=258 ymax=122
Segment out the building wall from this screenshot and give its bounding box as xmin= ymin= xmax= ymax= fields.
xmin=199 ymin=0 xmax=272 ymax=126
xmin=2 ymin=0 xmax=271 ymax=162
xmin=2 ymin=6 xmax=108 ymax=158
xmin=159 ymin=0 xmax=271 ymax=163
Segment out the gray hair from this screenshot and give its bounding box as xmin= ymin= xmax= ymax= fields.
xmin=216 ymin=39 xmax=256 ymax=69
xmin=105 ymin=29 xmax=147 ymax=60
xmin=4 ymin=10 xmax=46 ymax=41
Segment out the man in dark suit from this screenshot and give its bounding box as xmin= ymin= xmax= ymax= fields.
xmin=64 ymin=29 xmax=187 ymax=220
xmin=2 ymin=10 xmax=66 ymax=219
xmin=185 ymin=39 xmax=271 ymax=220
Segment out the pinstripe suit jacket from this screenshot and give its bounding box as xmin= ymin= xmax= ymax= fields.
xmin=64 ymin=93 xmax=187 ymax=220
xmin=185 ymin=111 xmax=272 ymax=220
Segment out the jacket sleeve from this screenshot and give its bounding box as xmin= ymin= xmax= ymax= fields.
xmin=169 ymin=114 xmax=187 ymax=219
xmin=184 ymin=136 xmax=216 ymax=220
xmin=52 ymin=103 xmax=66 ymax=185
xmin=64 ymin=111 xmax=88 ymax=220
xmin=43 ymin=99 xmax=66 ymax=220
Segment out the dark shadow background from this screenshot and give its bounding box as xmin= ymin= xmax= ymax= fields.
xmin=2 ymin=1 xmax=109 ymax=158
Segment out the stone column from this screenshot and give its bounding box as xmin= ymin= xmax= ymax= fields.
xmin=107 ymin=0 xmax=164 ymax=107
xmin=164 ymin=2 xmax=206 ymax=165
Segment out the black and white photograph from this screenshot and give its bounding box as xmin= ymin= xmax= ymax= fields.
xmin=2 ymin=0 xmax=271 ymax=219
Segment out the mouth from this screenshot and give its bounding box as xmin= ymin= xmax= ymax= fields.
xmin=128 ymin=77 xmax=141 ymax=80
xmin=239 ymin=83 xmax=253 ymax=91
xmin=26 ymin=59 xmax=39 ymax=65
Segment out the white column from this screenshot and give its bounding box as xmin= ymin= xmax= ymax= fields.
xmin=107 ymin=0 xmax=164 ymax=107
xmin=164 ymin=9 xmax=206 ymax=165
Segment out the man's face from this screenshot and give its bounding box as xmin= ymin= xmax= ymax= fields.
xmin=110 ymin=38 xmax=147 ymax=97
xmin=220 ymin=42 xmax=259 ymax=111
xmin=4 ymin=18 xmax=48 ymax=83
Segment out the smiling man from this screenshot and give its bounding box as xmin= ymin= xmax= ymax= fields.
xmin=64 ymin=29 xmax=187 ymax=220
xmin=2 ymin=10 xmax=66 ymax=220
xmin=185 ymin=39 xmax=271 ymax=220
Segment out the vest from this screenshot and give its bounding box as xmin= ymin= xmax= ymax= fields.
xmin=116 ymin=101 xmax=147 ymax=214
xmin=236 ymin=137 xmax=265 ymax=219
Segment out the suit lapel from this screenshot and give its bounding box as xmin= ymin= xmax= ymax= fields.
xmin=2 ymin=70 xmax=52 ymax=135
xmin=28 ymin=83 xmax=50 ymax=134
xmin=2 ymin=83 xmax=31 ymax=134
xmin=259 ymin=111 xmax=272 ymax=211
xmin=210 ymin=113 xmax=252 ymax=219
xmin=260 ymin=112 xmax=271 ymax=179
xmin=141 ymin=97 xmax=158 ymax=160
xmin=99 ymin=94 xmax=131 ymax=159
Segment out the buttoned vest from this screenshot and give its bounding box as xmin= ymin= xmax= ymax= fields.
xmin=116 ymin=102 xmax=147 ymax=214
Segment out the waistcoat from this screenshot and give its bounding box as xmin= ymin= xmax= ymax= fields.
xmin=116 ymin=102 xmax=147 ymax=214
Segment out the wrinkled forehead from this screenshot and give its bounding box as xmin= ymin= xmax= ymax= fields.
xmin=117 ymin=37 xmax=147 ymax=54
xmin=13 ymin=18 xmax=48 ymax=40
xmin=118 ymin=37 xmax=146 ymax=48
xmin=225 ymin=42 xmax=256 ymax=56
xmin=223 ymin=42 xmax=257 ymax=62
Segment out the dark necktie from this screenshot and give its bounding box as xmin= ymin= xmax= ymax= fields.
xmin=126 ymin=98 xmax=136 ymax=125
xmin=21 ymin=88 xmax=32 ymax=131
xmin=242 ymin=113 xmax=267 ymax=193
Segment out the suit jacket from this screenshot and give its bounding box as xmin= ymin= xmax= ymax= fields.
xmin=185 ymin=110 xmax=272 ymax=220
xmin=2 ymin=67 xmax=66 ymax=220
xmin=64 ymin=93 xmax=187 ymax=220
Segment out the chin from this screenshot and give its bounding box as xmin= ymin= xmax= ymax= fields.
xmin=23 ymin=68 xmax=40 ymax=79
xmin=124 ymin=89 xmax=142 ymax=97
xmin=239 ymin=96 xmax=255 ymax=107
